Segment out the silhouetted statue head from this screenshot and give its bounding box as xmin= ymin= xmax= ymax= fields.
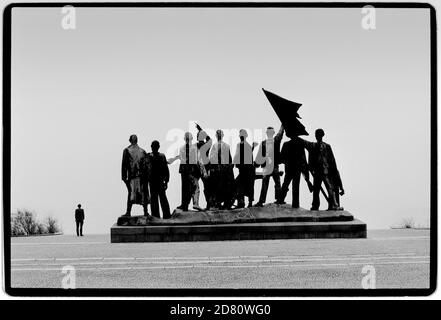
xmin=239 ymin=129 xmax=248 ymax=141
xmin=184 ymin=132 xmax=193 ymax=144
xmin=315 ymin=128 xmax=325 ymax=142
xmin=266 ymin=126 xmax=275 ymax=139
xmin=216 ymin=129 xmax=224 ymax=141
xmin=129 ymin=134 xmax=138 ymax=145
xmin=151 ymin=140 xmax=160 ymax=152
xmin=77 ymin=204 xmax=81 ymax=208
xmin=197 ymin=130 xmax=207 ymax=142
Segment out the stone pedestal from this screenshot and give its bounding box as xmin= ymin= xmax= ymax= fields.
xmin=111 ymin=204 xmax=367 ymax=243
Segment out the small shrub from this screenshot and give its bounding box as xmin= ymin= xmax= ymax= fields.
xmin=11 ymin=210 xmax=62 ymax=236
xmin=12 ymin=210 xmax=39 ymax=235
xmin=11 ymin=214 xmax=26 ymax=236
xmin=45 ymin=216 xmax=61 ymax=234
xmin=400 ymin=217 xmax=415 ymax=229
xmin=37 ymin=223 xmax=47 ymax=234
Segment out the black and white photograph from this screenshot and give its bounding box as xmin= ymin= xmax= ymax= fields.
xmin=2 ymin=2 xmax=436 ymax=297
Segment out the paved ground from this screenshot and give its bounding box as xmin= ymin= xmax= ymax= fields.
xmin=10 ymin=229 xmax=430 ymax=289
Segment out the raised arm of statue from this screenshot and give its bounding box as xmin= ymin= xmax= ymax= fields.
xmin=279 ymin=142 xmax=288 ymax=164
xmin=275 ymin=125 xmax=284 ymax=143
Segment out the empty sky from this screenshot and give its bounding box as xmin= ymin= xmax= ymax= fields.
xmin=10 ymin=6 xmax=431 ymax=234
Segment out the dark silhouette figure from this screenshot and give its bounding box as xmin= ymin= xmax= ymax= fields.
xmin=147 ymin=141 xmax=171 ymax=219
xmin=233 ymin=129 xmax=257 ymax=208
xmin=254 ymin=125 xmax=284 ymax=207
xmin=302 ymin=129 xmax=343 ymax=211
xmin=208 ymin=130 xmax=235 ymax=209
xmin=279 ymin=137 xmax=313 ymax=208
xmin=121 ymin=134 xmax=150 ymax=216
xmin=195 ymin=124 xmax=213 ymax=210
xmin=168 ymin=132 xmax=201 ymax=211
xmin=75 ymin=204 xmax=84 ymax=236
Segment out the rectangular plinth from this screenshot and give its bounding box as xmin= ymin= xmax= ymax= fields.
xmin=111 ymin=219 xmax=367 ymax=243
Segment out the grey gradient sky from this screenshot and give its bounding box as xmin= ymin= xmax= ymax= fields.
xmin=10 ymin=7 xmax=431 ymax=234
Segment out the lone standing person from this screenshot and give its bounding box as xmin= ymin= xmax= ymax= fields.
xmin=75 ymin=204 xmax=84 ymax=237
xmin=147 ymin=140 xmax=171 ymax=219
xmin=254 ymin=125 xmax=284 ymax=207
xmin=121 ymin=134 xmax=150 ymax=216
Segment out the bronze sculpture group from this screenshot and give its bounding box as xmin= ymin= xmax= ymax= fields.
xmin=121 ymin=90 xmax=345 ymax=218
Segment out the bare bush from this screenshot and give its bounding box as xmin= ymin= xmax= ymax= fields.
xmin=46 ymin=216 xmax=61 ymax=234
xmin=11 ymin=210 xmax=62 ymax=236
xmin=37 ymin=223 xmax=47 ymax=234
xmin=399 ymin=217 xmax=416 ymax=229
xmin=12 ymin=210 xmax=39 ymax=235
xmin=11 ymin=213 xmax=26 ymax=236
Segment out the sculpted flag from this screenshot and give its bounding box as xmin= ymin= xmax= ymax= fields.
xmin=262 ymin=88 xmax=308 ymax=137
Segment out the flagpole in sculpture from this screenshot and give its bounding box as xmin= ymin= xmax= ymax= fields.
xmin=261 ymin=88 xmax=329 ymax=202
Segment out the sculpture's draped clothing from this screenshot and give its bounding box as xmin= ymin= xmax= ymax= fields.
xmin=121 ymin=144 xmax=149 ymax=205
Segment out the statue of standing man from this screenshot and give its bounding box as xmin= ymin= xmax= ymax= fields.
xmin=302 ymin=129 xmax=344 ymax=211
xmin=121 ymin=134 xmax=150 ymax=216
